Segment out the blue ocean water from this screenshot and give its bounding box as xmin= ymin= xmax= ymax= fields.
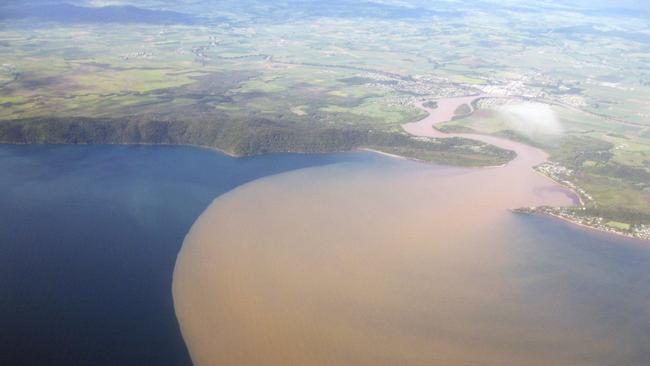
xmin=0 ymin=144 xmax=373 ymax=366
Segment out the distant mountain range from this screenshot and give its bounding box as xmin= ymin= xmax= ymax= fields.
xmin=3 ymin=1 xmax=648 ymax=26
xmin=0 ymin=3 xmax=200 ymax=25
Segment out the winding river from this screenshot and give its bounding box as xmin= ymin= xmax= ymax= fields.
xmin=406 ymin=98 xmax=553 ymax=173
xmin=406 ymin=97 xmax=580 ymax=203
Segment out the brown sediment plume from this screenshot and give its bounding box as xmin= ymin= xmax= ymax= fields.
xmin=172 ymin=157 xmax=592 ymax=365
xmin=172 ymin=97 xmax=619 ymax=365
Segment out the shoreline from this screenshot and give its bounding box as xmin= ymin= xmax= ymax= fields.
xmin=359 ymin=147 xmax=509 ymax=169
xmin=0 ymin=140 xmax=243 ymax=158
xmin=515 ymin=210 xmax=649 ymax=243
xmin=357 ymin=147 xmax=408 ymax=160
xmin=531 ymin=168 xmax=585 ymax=206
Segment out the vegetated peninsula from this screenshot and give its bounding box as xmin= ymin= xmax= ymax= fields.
xmin=0 ymin=108 xmax=514 ymax=167
xmin=1 ymin=1 xmax=649 ymax=239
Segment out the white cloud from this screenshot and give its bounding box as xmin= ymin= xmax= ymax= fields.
xmin=497 ymin=102 xmax=563 ymax=137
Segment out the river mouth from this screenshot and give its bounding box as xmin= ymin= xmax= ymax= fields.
xmin=172 ymin=158 xmax=620 ymax=366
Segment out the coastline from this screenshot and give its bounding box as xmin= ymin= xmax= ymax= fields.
xmin=0 ymin=140 xmax=243 ymax=158
xmin=359 ymin=147 xmax=509 ymax=169
xmin=357 ymin=147 xmax=408 ymax=160
xmin=531 ymin=168 xmax=585 ymax=206
xmin=515 ymin=209 xmax=649 ymax=243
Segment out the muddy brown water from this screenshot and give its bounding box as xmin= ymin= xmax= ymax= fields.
xmin=173 ymin=98 xmax=650 ymax=365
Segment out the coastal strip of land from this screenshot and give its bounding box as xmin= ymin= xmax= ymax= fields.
xmin=0 ymin=109 xmax=514 ymax=168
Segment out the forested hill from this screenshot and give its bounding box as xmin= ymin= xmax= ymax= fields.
xmin=0 ymin=114 xmax=515 ymax=167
